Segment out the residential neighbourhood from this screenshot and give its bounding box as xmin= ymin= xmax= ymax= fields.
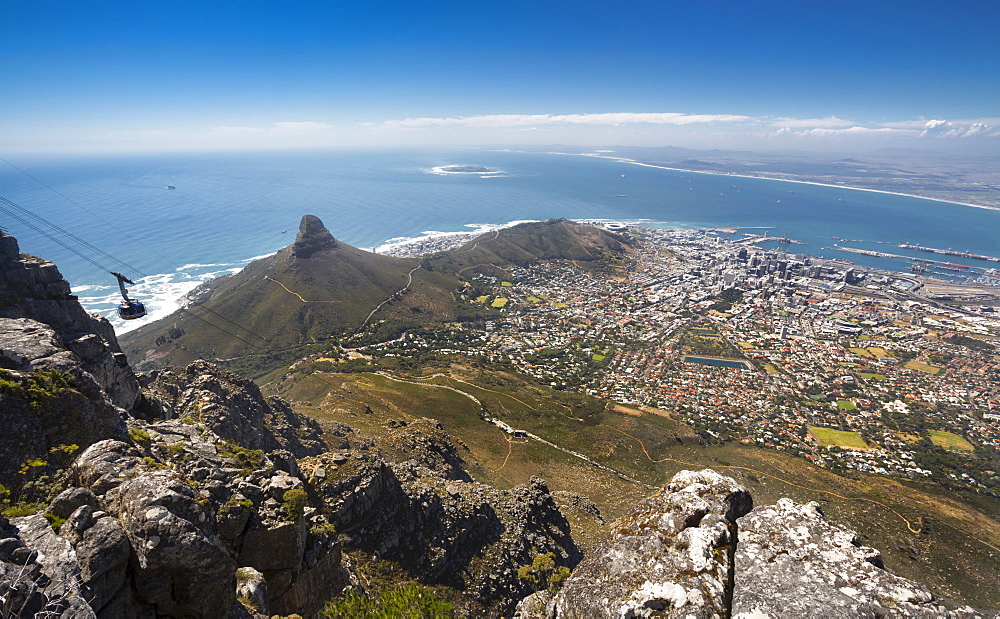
xmin=372 ymin=225 xmax=1000 ymax=495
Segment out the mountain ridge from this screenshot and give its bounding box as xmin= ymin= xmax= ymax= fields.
xmin=120 ymin=215 xmax=634 ymax=372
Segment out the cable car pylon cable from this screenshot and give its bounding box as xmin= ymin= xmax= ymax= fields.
xmin=1 ymin=193 xmax=273 ymax=348
xmin=0 ymin=195 xmax=144 ymax=276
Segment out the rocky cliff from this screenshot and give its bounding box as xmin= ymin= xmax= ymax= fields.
xmin=292 ymin=213 xmax=339 ymax=259
xmin=0 ymin=233 xmax=140 ymax=411
xmin=516 ymin=469 xmax=986 ymax=619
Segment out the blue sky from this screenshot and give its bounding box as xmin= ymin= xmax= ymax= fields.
xmin=3 ymin=0 xmax=998 ymax=153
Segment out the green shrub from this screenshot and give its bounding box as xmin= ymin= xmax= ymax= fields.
xmin=516 ymin=552 xmax=571 ymax=592
xmin=43 ymin=512 xmax=67 ymax=532
xmin=282 ymin=488 xmax=308 ymax=521
xmin=219 ymin=496 xmax=254 ymax=517
xmin=128 ymin=426 xmax=151 ymax=445
xmin=217 ymin=441 xmax=264 ymax=474
xmin=141 ymin=456 xmax=169 ymax=470
xmin=1 ymin=502 xmax=45 ymax=518
xmin=165 ymin=440 xmax=187 ymax=457
xmin=321 ymin=583 xmax=454 ymax=618
xmin=0 ymin=369 xmax=75 ymax=412
xmin=309 ymin=522 xmax=337 ymax=541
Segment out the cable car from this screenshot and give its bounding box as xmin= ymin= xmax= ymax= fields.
xmin=112 ymin=272 xmax=147 ymax=320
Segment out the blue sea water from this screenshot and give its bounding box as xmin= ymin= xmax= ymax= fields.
xmin=3 ymin=148 xmax=1000 ymax=333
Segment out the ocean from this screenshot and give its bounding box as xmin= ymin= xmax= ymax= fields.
xmin=3 ymin=148 xmax=999 ymax=333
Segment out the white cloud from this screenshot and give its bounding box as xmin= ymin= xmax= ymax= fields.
xmin=210 ymin=121 xmax=331 ymax=136
xmin=919 ymin=120 xmax=996 ymax=138
xmin=376 ymin=112 xmax=753 ymax=130
xmin=10 ymin=111 xmax=998 ymax=154
xmin=769 ymin=116 xmax=854 ymax=128
xmin=793 ymin=126 xmax=914 ymax=138
xmin=270 ymin=121 xmax=332 ymax=133
xmin=209 ymin=125 xmax=267 ymax=136
xmin=875 ymin=118 xmax=998 ymax=138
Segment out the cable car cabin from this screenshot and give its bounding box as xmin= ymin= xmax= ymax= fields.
xmin=117 ymin=300 xmax=146 ymax=320
xmin=111 ymin=272 xmax=147 ymax=320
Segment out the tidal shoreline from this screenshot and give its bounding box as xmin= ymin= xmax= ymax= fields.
xmin=540 ymin=150 xmax=1000 ymax=212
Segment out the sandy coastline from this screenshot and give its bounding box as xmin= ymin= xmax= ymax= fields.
xmin=541 ymin=150 xmax=1000 ymax=212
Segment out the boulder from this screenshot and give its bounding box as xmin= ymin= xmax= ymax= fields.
xmin=733 ymin=498 xmax=963 ymax=618
xmin=548 ymin=469 xmax=752 ymax=618
xmin=105 ymin=469 xmax=235 ymax=617
xmin=47 ymin=487 xmax=100 ymax=520
xmin=75 ymin=515 xmax=132 ymax=613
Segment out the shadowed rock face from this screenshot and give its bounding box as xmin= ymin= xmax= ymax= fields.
xmin=292 ymin=214 xmax=338 ymax=259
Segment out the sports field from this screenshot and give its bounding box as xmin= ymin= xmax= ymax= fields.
xmin=808 ymin=426 xmax=869 ymax=449
xmin=928 ymin=430 xmax=974 ymax=452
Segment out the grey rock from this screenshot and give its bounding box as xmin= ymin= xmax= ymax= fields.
xmin=266 ymin=473 xmax=304 ymax=501
xmin=239 ymin=516 xmax=307 ymax=572
xmin=9 ymin=513 xmax=96 ymax=618
xmin=292 ymin=214 xmax=339 ymax=259
xmin=316 ymin=448 xmax=580 ymax=613
xmin=75 ymin=516 xmax=131 ymax=613
xmin=140 ymin=361 xmax=326 ymax=458
xmin=71 ymin=439 xmax=140 ymax=495
xmin=0 ymin=233 xmax=142 ymax=411
xmin=269 ymin=543 xmax=349 ymax=617
xmin=58 ymin=504 xmax=96 ymax=544
xmin=548 ymin=469 xmax=752 ymax=619
xmin=733 ymin=498 xmax=963 ymax=618
xmin=48 ymin=487 xmax=101 ymax=520
xmin=105 ymin=469 xmax=235 ymax=617
xmin=235 ymin=566 xmax=269 ymax=616
xmin=0 ymin=319 xmax=128 ymax=486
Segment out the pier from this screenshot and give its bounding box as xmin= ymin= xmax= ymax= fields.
xmin=899 ymin=243 xmax=1000 ymax=263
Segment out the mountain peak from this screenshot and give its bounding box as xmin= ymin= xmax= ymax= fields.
xmin=292 ymin=214 xmax=338 ymax=258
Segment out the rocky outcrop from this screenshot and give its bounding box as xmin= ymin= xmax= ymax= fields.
xmin=0 ymin=318 xmax=127 ymax=485
xmin=305 ymin=432 xmax=581 ymax=613
xmin=0 ymin=233 xmax=141 ymax=410
xmin=292 ymin=214 xmax=338 ymax=259
xmin=380 ymin=417 xmax=473 ymax=481
xmin=732 ymin=498 xmax=975 ymax=618
xmin=544 ymin=469 xmax=751 ymax=618
xmin=139 ymin=360 xmax=326 ymax=458
xmin=3 ymin=418 xmax=346 ymax=618
xmin=520 ymin=469 xmax=984 ymax=619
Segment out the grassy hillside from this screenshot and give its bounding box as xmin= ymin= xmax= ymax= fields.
xmin=122 ymin=237 xmax=463 ymax=369
xmin=271 ymin=362 xmax=1000 ymax=610
xmin=425 ymin=219 xmax=635 ymax=277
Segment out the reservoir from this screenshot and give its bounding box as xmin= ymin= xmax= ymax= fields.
xmin=683 ymin=356 xmax=751 ymax=369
